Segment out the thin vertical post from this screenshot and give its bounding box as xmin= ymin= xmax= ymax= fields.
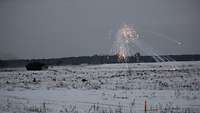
xmin=144 ymin=100 xmax=147 ymax=113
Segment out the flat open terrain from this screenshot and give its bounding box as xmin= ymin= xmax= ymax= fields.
xmin=0 ymin=61 xmax=200 ymax=113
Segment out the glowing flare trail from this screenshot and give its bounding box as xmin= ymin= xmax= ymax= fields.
xmin=111 ymin=23 xmax=177 ymax=63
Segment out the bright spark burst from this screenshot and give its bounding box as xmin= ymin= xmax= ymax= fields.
xmin=117 ymin=47 xmax=128 ymax=61
xmin=110 ymin=23 xmax=179 ymax=66
xmin=112 ymin=23 xmax=139 ymax=62
xmin=119 ymin=24 xmax=139 ymax=43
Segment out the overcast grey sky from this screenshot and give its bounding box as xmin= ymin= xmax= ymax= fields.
xmin=0 ymin=0 xmax=200 ymax=59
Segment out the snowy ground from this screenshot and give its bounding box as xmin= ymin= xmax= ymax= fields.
xmin=0 ymin=61 xmax=200 ymax=113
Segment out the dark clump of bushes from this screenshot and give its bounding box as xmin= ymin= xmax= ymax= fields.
xmin=26 ymin=62 xmax=48 ymax=71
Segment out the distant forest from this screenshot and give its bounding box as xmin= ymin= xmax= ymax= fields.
xmin=1 ymin=54 xmax=200 ymax=68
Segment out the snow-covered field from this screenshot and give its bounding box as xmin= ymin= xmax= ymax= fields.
xmin=0 ymin=61 xmax=200 ymax=113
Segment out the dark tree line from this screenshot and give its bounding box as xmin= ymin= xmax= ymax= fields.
xmin=1 ymin=54 xmax=200 ymax=68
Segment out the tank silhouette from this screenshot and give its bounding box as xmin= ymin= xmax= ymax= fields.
xmin=26 ymin=62 xmax=48 ymax=71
